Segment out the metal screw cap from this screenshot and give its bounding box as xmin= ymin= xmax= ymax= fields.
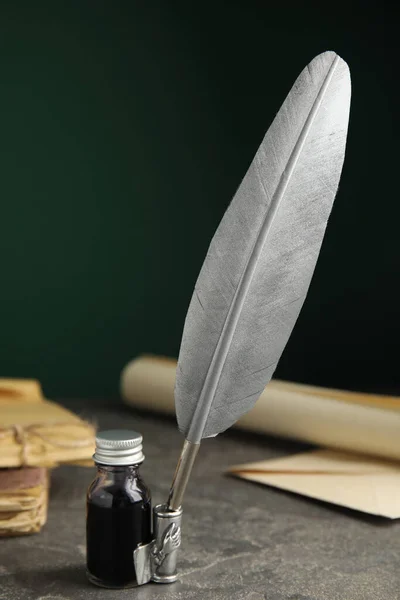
xmin=93 ymin=429 xmax=144 ymax=465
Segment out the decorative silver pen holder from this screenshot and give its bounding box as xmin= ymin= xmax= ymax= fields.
xmin=134 ymin=503 xmax=182 ymax=585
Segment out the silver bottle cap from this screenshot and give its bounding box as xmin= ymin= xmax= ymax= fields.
xmin=93 ymin=429 xmax=144 ymax=466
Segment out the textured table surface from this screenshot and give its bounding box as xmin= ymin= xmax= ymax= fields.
xmin=1 ymin=400 xmax=399 ymax=600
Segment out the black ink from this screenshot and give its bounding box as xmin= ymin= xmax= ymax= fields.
xmin=86 ymin=465 xmax=151 ymax=588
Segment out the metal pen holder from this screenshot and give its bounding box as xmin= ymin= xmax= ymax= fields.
xmin=134 ymin=504 xmax=183 ymax=585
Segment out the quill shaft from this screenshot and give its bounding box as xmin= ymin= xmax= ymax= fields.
xmin=168 ymin=440 xmax=199 ymax=510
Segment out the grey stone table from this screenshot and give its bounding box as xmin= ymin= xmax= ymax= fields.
xmin=1 ymin=400 xmax=399 ymax=600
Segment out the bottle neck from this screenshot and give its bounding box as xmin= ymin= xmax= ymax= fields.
xmin=95 ymin=464 xmax=142 ymax=478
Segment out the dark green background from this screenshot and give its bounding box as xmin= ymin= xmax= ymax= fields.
xmin=0 ymin=2 xmax=397 ymax=397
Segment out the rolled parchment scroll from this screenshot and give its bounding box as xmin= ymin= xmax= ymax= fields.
xmin=121 ymin=355 xmax=400 ymax=462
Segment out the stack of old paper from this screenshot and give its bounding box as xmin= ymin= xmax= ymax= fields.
xmin=0 ymin=377 xmax=95 ymax=535
xmin=0 ymin=400 xmax=96 ymax=468
xmin=0 ymin=467 xmax=48 ymax=536
xmin=0 ymin=379 xmax=95 ymax=468
xmin=121 ymin=355 xmax=400 ymax=518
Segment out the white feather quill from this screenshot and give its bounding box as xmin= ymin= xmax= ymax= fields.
xmin=168 ymin=51 xmax=351 ymax=511
xmin=175 ymin=50 xmax=351 ymax=444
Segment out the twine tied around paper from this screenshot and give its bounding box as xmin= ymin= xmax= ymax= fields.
xmin=0 ymin=421 xmax=96 ymax=466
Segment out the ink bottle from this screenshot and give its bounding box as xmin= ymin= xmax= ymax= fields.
xmin=86 ymin=429 xmax=152 ymax=588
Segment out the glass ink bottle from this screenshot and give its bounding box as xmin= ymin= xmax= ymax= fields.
xmin=86 ymin=429 xmax=152 ymax=588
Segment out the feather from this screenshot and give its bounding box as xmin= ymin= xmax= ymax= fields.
xmin=175 ymin=51 xmax=351 ymax=445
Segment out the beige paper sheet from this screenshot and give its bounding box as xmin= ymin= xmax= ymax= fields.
xmin=0 ymin=378 xmax=43 ymax=403
xmin=229 ymin=450 xmax=400 ymax=519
